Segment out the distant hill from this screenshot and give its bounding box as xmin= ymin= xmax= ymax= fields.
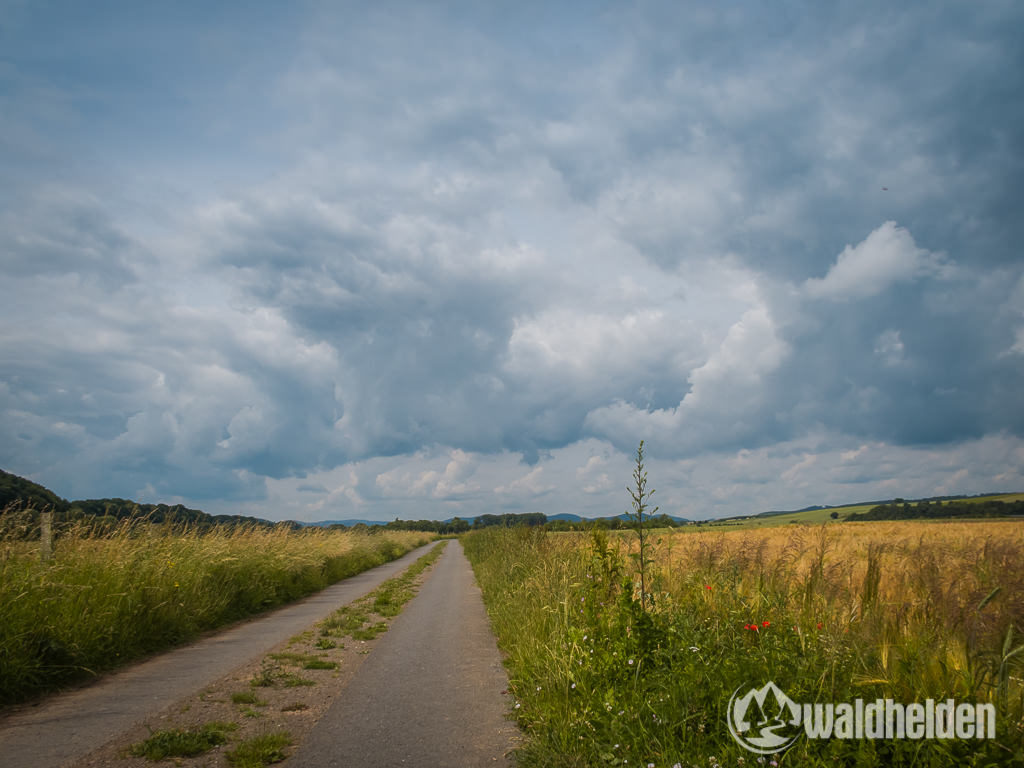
xmin=755 ymin=505 xmax=828 ymax=518
xmin=752 ymin=494 xmax=989 ymax=520
xmin=698 ymin=492 xmax=1023 ymax=528
xmin=0 ymin=468 xmax=282 ymax=530
xmin=847 ymin=497 xmax=1024 ymax=522
xmin=0 ymin=469 xmax=70 ymax=514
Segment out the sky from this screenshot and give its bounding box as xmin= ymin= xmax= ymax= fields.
xmin=1 ymin=1 xmax=1023 ymax=523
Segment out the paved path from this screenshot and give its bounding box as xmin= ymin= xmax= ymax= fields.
xmin=0 ymin=543 xmax=437 ymax=768
xmin=288 ymin=539 xmax=517 ymax=767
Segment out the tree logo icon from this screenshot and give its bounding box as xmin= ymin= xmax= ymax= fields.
xmin=727 ymin=681 xmax=802 ymax=754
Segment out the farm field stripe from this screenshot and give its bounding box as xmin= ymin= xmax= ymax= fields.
xmin=0 ymin=542 xmax=439 ymax=768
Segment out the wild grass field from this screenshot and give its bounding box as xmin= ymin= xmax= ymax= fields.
xmin=0 ymin=506 xmax=433 ymax=706
xmin=465 ymin=520 xmax=1024 ymax=767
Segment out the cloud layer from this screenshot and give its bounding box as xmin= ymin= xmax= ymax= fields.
xmin=2 ymin=1 xmax=1022 ymax=520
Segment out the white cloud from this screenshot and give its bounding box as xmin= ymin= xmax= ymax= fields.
xmin=683 ymin=304 xmax=789 ymax=408
xmin=577 ymin=454 xmax=612 ymax=494
xmin=804 ymin=221 xmax=948 ymax=300
xmin=494 ymin=466 xmax=552 ymax=496
xmin=583 ymin=293 xmax=789 ymax=454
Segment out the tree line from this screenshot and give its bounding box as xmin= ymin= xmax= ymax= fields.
xmin=3 ymin=468 xmax=692 ymax=537
xmin=847 ymin=498 xmax=1024 ymax=521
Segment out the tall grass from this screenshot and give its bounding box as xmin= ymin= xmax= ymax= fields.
xmin=0 ymin=506 xmax=432 ymax=706
xmin=465 ymin=522 xmax=1024 ymax=767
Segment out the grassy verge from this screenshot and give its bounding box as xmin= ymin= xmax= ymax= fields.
xmin=464 ymin=523 xmax=1024 ymax=767
xmin=0 ymin=515 xmax=433 ymax=706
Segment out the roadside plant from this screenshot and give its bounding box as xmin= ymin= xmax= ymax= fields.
xmin=129 ymin=721 xmax=238 ymax=760
xmin=226 ymin=731 xmax=292 ymax=767
xmin=626 ymin=440 xmax=658 ymax=613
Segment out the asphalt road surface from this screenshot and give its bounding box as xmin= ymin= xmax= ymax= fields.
xmin=288 ymin=539 xmax=518 ymax=767
xmin=0 ymin=542 xmax=443 ymax=768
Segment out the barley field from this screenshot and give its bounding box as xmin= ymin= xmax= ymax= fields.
xmin=465 ymin=520 xmax=1024 ymax=767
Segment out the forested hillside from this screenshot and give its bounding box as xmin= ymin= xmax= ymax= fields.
xmin=0 ymin=469 xmax=283 ymax=531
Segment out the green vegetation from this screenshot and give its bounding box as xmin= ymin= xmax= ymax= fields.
xmin=702 ymin=503 xmax=877 ymax=528
xmin=226 ymin=731 xmax=293 ymax=767
xmin=319 ymin=541 xmax=446 ymax=642
xmin=265 ymin=651 xmax=337 ymax=670
xmin=249 ymin=660 xmax=315 ymax=689
xmin=0 ymin=469 xmax=66 ymax=516
xmin=690 ymin=493 xmax=1024 ymax=530
xmin=230 ymin=691 xmax=267 ymax=706
xmin=465 ymin=520 xmax=1024 ymax=766
xmin=129 ymin=721 xmax=238 ymax=760
xmin=381 ymin=513 xmax=546 ymax=533
xmin=302 ymin=658 xmax=338 ymax=670
xmin=0 ymin=468 xmax=290 ymax=533
xmin=848 ymin=497 xmax=1024 ymax=521
xmin=0 ymin=507 xmax=432 ymax=706
xmin=380 ymin=518 xmax=473 ymax=534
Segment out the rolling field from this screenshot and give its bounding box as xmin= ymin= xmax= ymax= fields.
xmin=700 ymin=492 xmax=1024 ymax=529
xmin=465 ymin=520 xmax=1024 ymax=767
xmin=0 ymin=509 xmax=433 ymax=706
xmin=704 ymin=504 xmax=877 ymax=528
